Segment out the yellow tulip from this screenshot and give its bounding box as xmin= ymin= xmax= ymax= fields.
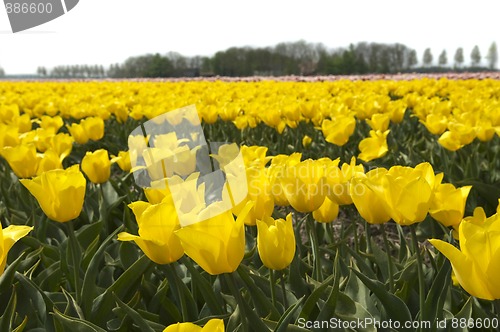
xmin=20 ymin=165 xmax=86 ymax=223
xmin=40 ymin=115 xmax=64 ymax=132
xmin=1 ymin=224 xmax=33 ymax=275
xmin=81 ymin=117 xmax=105 ymax=141
xmin=366 ymin=165 xmax=432 ymax=226
xmin=240 ymin=145 xmax=271 ymax=168
xmin=312 ymin=196 xmax=339 ymax=223
xmin=36 ymin=150 xmax=63 ymax=175
xmin=281 ymin=159 xmax=326 ymax=213
xmin=118 ymin=199 xmax=184 ymax=264
xmin=438 ymin=131 xmax=463 ymax=151
xmin=302 ymin=135 xmax=312 ymax=148
xmin=174 ymin=201 xmax=251 ymax=275
xmin=358 ymin=130 xmax=390 ymax=162
xmin=81 ymin=149 xmax=111 ymax=184
xmin=256 ymin=213 xmax=295 ymax=270
xmin=48 ymin=133 xmax=74 ymax=161
xmin=429 ymin=183 xmax=472 ymax=227
xmin=67 ymin=123 xmax=89 ymax=145
xmin=163 ymin=318 xmax=224 ymax=332
xmin=321 ymin=116 xmax=356 ymax=146
xmin=0 ymin=125 xmax=19 ymax=149
xmin=429 ymin=201 xmax=500 ymax=300
xmin=326 ymin=157 xmax=364 ymax=205
xmin=366 ymin=113 xmax=390 ymax=131
xmin=1 ymin=144 xmax=39 ymax=178
xmin=234 ymin=166 xmax=274 ymax=225
xmin=350 ymin=169 xmax=391 ymax=224
xmin=422 ymin=114 xmax=448 ymax=135
xmin=111 ymin=151 xmax=132 ymax=172
xmin=268 ymin=153 xmax=302 ymax=207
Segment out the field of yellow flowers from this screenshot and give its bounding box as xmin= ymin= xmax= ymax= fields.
xmin=1 ymin=78 xmax=500 ymax=331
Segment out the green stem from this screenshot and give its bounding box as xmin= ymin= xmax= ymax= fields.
xmin=365 ymin=221 xmax=372 ymax=254
xmin=494 ymin=299 xmax=500 ymax=318
xmin=410 ymin=224 xmax=425 ymax=330
xmin=269 ymin=269 xmax=276 ymax=308
xmin=352 ymin=217 xmax=359 ymax=254
xmin=306 ymin=214 xmax=323 ymax=281
xmin=280 ymin=270 xmax=288 ymax=309
xmin=224 ymin=273 xmax=248 ymax=332
xmin=66 ymin=222 xmax=81 ymax=304
xmin=381 ymin=223 xmax=395 ymax=293
xmin=165 ymin=263 xmax=189 ymax=321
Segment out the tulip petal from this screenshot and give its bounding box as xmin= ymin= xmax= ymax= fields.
xmin=429 ymin=239 xmax=494 ymax=300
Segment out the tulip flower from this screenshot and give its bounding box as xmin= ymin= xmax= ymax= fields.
xmin=20 ymin=165 xmax=86 ymax=223
xmin=118 ymin=199 xmax=184 ymax=264
xmin=350 ymin=169 xmax=391 ymax=224
xmin=1 ymin=224 xmax=34 ymax=275
xmin=321 ymin=116 xmax=356 ymax=146
xmin=174 ymin=201 xmax=252 ymax=275
xmin=36 ymin=150 xmax=63 ymax=175
xmin=111 ymin=151 xmax=132 ymax=172
xmin=429 ymin=183 xmax=472 ymax=228
xmin=422 ymin=114 xmax=448 ymax=135
xmin=163 ymin=318 xmax=224 ymax=332
xmin=312 ymin=196 xmax=339 ymax=223
xmin=366 ymin=113 xmax=390 ymax=131
xmin=48 ymin=133 xmax=74 ymax=161
xmin=358 ymin=130 xmax=390 ymax=162
xmin=366 ymin=165 xmax=432 ymax=226
xmin=268 ymin=153 xmax=302 ymax=207
xmin=233 ymin=166 xmax=274 ymax=225
xmin=81 ymin=149 xmax=111 ymax=184
xmin=281 ymin=159 xmax=326 ymax=213
xmin=67 ymin=123 xmax=89 ymax=145
xmin=1 ymin=143 xmax=39 ymax=178
xmin=429 ymin=202 xmax=500 ymax=300
xmin=326 ymin=157 xmax=364 ymax=205
xmin=40 ymin=115 xmax=64 ymax=132
xmin=81 ymin=117 xmax=105 ymax=141
xmin=302 ymin=135 xmax=312 ymax=148
xmin=256 ymin=213 xmax=295 ymax=270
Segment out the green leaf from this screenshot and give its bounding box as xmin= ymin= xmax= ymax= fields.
xmin=15 ymin=271 xmax=55 ymax=325
xmin=182 ymin=257 xmax=225 ymax=316
xmin=12 ymin=316 xmax=28 ymax=332
xmin=298 ymin=272 xmax=335 ymax=320
xmin=316 ymin=252 xmax=340 ymax=322
xmin=0 ymin=286 xmax=17 ymax=332
xmin=237 ymin=265 xmax=280 ymax=320
xmin=334 ymin=293 xmax=376 ymax=332
xmin=81 ymin=226 xmax=123 ymax=317
xmin=91 ymin=254 xmax=153 ymax=324
xmin=52 ymin=309 xmax=107 ymax=332
xmin=422 ymin=259 xmax=451 ymax=330
xmin=0 ymin=252 xmax=26 ymax=294
xmin=351 ymin=269 xmax=412 ymax=323
xmin=274 ymin=297 xmax=305 ymax=332
xmin=113 ymin=294 xmax=155 ymax=332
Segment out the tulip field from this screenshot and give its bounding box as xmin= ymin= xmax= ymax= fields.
xmin=1 ymin=76 xmax=500 ymax=331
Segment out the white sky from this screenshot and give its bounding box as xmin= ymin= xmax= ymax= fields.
xmin=0 ymin=0 xmax=499 ymax=74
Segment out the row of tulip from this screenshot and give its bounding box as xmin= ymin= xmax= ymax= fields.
xmin=1 ymin=79 xmax=499 ymax=156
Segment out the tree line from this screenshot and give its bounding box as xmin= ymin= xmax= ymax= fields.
xmin=2 ymin=41 xmax=496 ymax=78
